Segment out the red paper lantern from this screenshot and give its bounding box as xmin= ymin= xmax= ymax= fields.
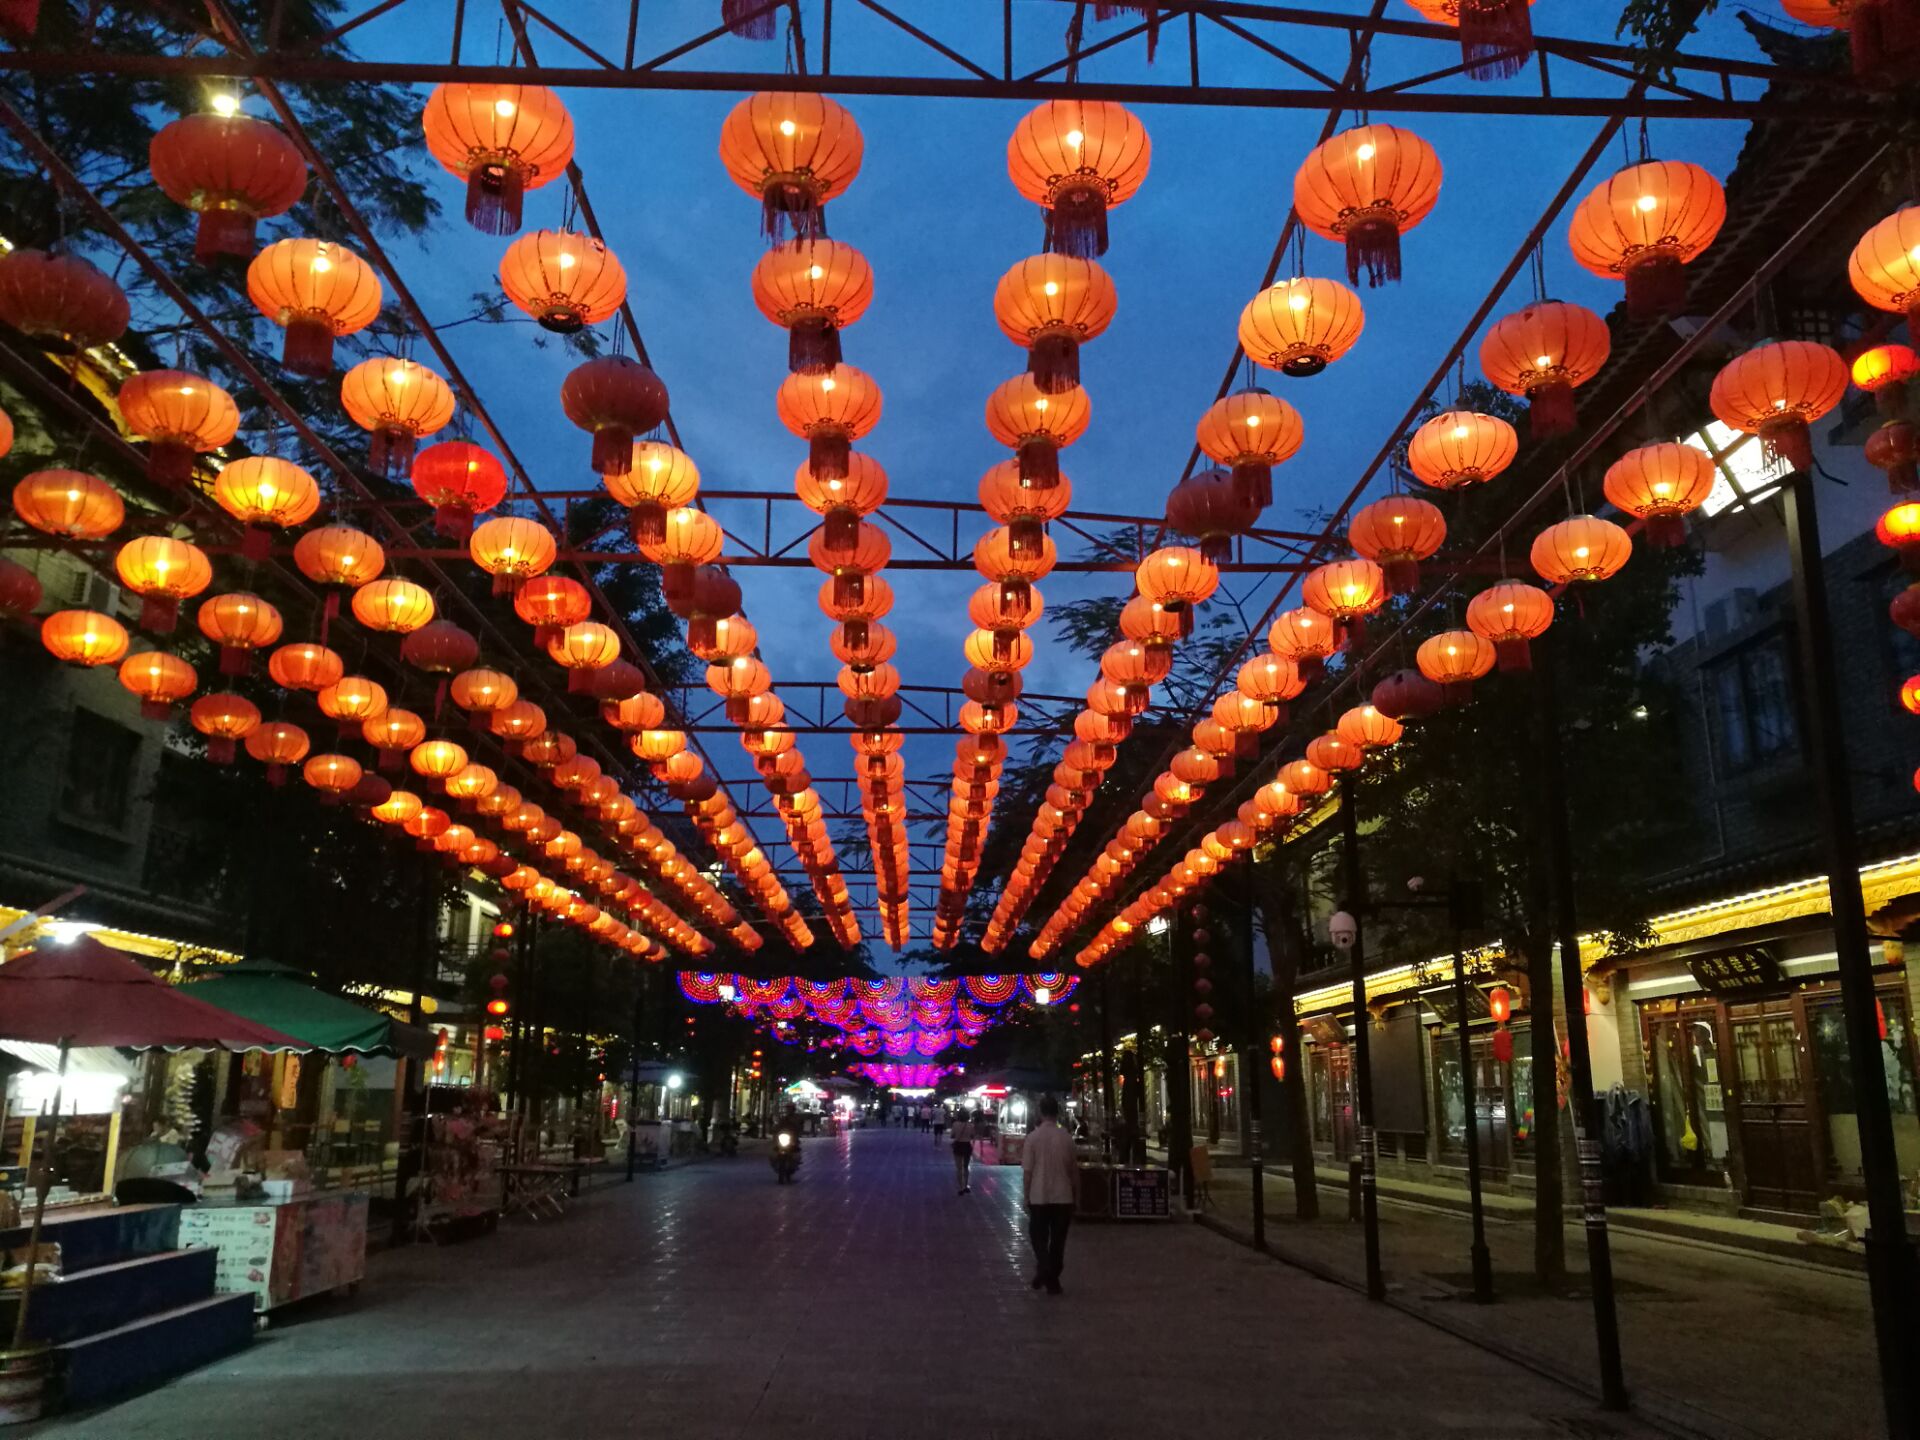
xmin=246 ymin=238 xmax=383 ymax=376
xmin=1480 ymin=300 xmax=1611 ymax=439
xmin=0 ymin=250 xmax=130 ymax=353
xmin=499 ymin=230 xmax=625 ymax=333
xmin=1293 ymin=123 xmax=1443 ymax=287
xmin=412 ymin=440 xmax=508 ymax=538
xmin=340 ymin=357 xmax=456 ymax=478
xmin=719 ymin=92 xmax=864 ymax=242
xmin=560 ymin=356 xmax=671 ymax=476
xmin=421 ymin=83 xmax=574 ymax=235
xmin=117 ymin=370 xmax=239 ymax=486
xmin=149 ymin=110 xmax=307 ymax=262
xmin=1007 ymin=100 xmax=1150 ymax=258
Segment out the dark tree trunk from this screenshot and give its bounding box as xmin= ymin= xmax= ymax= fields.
xmin=1254 ymin=864 xmax=1320 ymax=1219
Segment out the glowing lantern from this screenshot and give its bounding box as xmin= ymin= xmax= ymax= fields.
xmin=493 ymin=699 xmax=548 ymax=747
xmin=1854 ymin=343 xmax=1920 ymax=412
xmin=1239 ymin=276 xmax=1364 ymax=378
xmin=751 ymin=238 xmax=874 ymax=375
xmin=719 ymin=92 xmax=864 ymax=242
xmin=1403 ymin=0 xmax=1536 ymax=80
xmin=211 ymin=456 xmax=321 ymax=558
xmin=350 ymin=577 xmax=435 ymax=634
xmin=1195 ymin=388 xmax=1303 ymax=511
xmin=317 ymin=676 xmax=388 ymax=728
xmin=410 ymin=738 xmax=470 ymax=787
xmin=993 ymin=254 xmax=1117 ymax=394
xmin=244 ymin=720 xmax=310 ymax=785
xmin=303 ymin=753 xmax=363 ymax=803
xmin=340 ymin=357 xmax=455 ymax=478
xmin=711 ymin=656 xmax=774 ymax=723
xmin=0 ymin=250 xmax=130 ymax=353
xmin=1338 ymin=704 xmax=1404 ymax=749
xmin=1293 ymin=124 xmax=1443 ymax=287
xmin=148 ymin=110 xmax=307 ymax=261
xmin=1531 ymin=515 xmax=1631 ymax=585
xmin=117 ymin=369 xmax=239 ymax=486
xmin=293 ymin=526 xmax=386 ymax=621
xmin=1877 ymin=503 xmax=1920 ymax=573
xmin=500 ymin=230 xmax=626 ymax=333
xmin=1602 ymin=442 xmax=1717 ymax=546
xmin=13 ymin=470 xmax=124 ymax=539
xmin=450 ymin=668 xmax=517 ymax=723
xmin=190 ymin=692 xmax=259 ymax=763
xmin=246 ymin=237 xmax=383 ymax=376
xmin=1165 ymin=470 xmax=1261 ymax=563
xmin=364 ymin=707 xmax=427 ymax=771
xmin=196 ymin=591 xmax=283 ymax=675
xmin=642 ymin=508 xmax=727 ymax=607
xmin=797 ymin=452 xmax=889 ymax=559
xmin=1302 ymin=559 xmax=1386 ymax=636
xmin=776 ymin=364 xmax=882 ymax=481
xmin=1306 ymin=733 xmax=1363 ymax=774
xmin=1466 ymin=579 xmax=1559 ymax=675
xmin=404 ymin=439 xmax=506 ymax=540
xmin=1709 ymin=340 xmax=1848 ymax=474
xmin=1568 ymin=160 xmax=1725 ymax=319
xmin=1268 ymin=605 xmax=1340 ymax=676
xmin=599 ymin=439 xmax=699 ymax=547
xmin=1135 ymin=546 xmax=1220 ymax=633
xmin=445 ymin=763 xmax=499 ymax=807
xmin=1488 ymin=985 xmax=1513 ymax=1023
xmin=1480 ymin=300 xmax=1611 ymax=439
xmin=1237 ymin=651 xmax=1305 ymax=715
xmin=984 ymin=373 xmax=1090 ymax=490
xmin=1416 ymin=630 xmax=1496 ymax=701
xmin=1348 ymin=495 xmax=1446 ymax=593
xmin=1376 ymin=668 xmax=1447 ymax=723
xmin=514 ymin=574 xmax=591 ymax=647
xmin=1007 ymin=100 xmax=1150 ymax=258
xmin=1406 ymin=410 xmax=1517 ymax=491
xmin=548 ymin=620 xmax=622 ymax=692
xmin=1848 ymin=207 xmax=1920 ymax=330
xmin=115 ymin=535 xmax=212 ymax=632
xmin=400 ymin=620 xmax=478 ymax=675
xmin=468 ymin=515 xmax=556 ymax=594
xmin=116 ymin=651 xmax=196 ymax=719
xmin=420 ymin=82 xmax=574 ymax=234
xmin=268 ymin=642 xmax=344 ymax=692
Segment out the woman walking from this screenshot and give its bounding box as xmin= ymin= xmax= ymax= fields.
xmin=951 ymin=1109 xmax=975 ymax=1194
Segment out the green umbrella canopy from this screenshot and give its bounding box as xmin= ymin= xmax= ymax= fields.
xmin=183 ymin=960 xmax=436 ymax=1060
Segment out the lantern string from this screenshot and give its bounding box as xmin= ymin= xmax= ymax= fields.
xmin=1637 ymin=118 xmax=1653 ymax=165
xmin=1528 ymin=243 xmax=1547 ymax=305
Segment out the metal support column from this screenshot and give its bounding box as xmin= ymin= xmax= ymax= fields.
xmin=1338 ymin=777 xmax=1385 ymax=1301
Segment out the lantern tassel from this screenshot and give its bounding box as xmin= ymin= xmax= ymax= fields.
xmin=592 ymin=427 xmax=635 ymax=476
xmin=823 ymin=509 xmax=861 ymax=557
xmin=1645 ymin=514 xmax=1688 ymax=548
xmin=194 ymin=208 xmax=258 ymax=265
xmin=379 ymin=750 xmax=403 ymax=774
xmin=1045 ymin=183 xmax=1110 ymax=260
xmin=1457 ymin=0 xmax=1533 ymax=80
xmin=788 ymin=318 xmax=842 ymax=376
xmin=138 ymin=596 xmax=180 ymax=634
xmin=140 ymin=700 xmax=173 ymax=722
xmin=1493 ymin=637 xmax=1533 ymax=672
xmin=1200 ymin=534 xmax=1233 ymax=565
xmin=1527 ymin=382 xmax=1577 ymax=440
xmin=207 ymin=737 xmax=236 ymax=764
xmin=1624 ymin=254 xmax=1687 ymax=321
xmin=842 ymin=618 xmax=868 ymax=650
xmin=282 ymin=314 xmax=336 ymax=378
xmin=1382 ymin=558 xmax=1420 ymax=594
xmin=266 ymin=763 xmax=287 ymax=787
xmin=832 ymin=572 xmax=866 ymax=610
xmin=630 ymin=503 xmax=668 ymax=547
xmin=370 ymin=425 xmax=417 ymax=479
xmin=1009 ymin=517 xmax=1045 ymax=559
xmin=762 ymin=179 xmax=827 ymax=243
xmin=241 ymin=526 xmax=273 ymax=563
xmin=687 ymin=615 xmax=718 ymax=654
xmin=808 ymin=429 xmax=851 ymax=481
xmin=1344 ymin=219 xmax=1402 ymax=289
xmin=1030 ymin=332 xmax=1081 ymax=395
xmin=1016 ymin=436 xmax=1061 ymax=489
xmin=219 ymin=645 xmax=250 ymax=678
xmin=723 ymin=0 xmax=776 ymax=39
xmin=435 ymin=504 xmax=474 ymax=540
xmin=1231 ymin=461 xmax=1273 ymax=513
xmin=147 ymin=438 xmax=196 ymax=488
xmin=465 ymin=161 xmax=526 ymax=237
xmin=1763 ymin=420 xmax=1814 ymax=475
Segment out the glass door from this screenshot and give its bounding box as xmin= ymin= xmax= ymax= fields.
xmin=1646 ymin=1006 xmax=1733 ymax=1184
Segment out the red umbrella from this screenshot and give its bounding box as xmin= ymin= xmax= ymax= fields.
xmin=0 ymin=935 xmax=301 ymax=1049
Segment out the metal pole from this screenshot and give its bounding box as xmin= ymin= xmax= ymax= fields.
xmin=626 ymin=980 xmax=642 ymax=1183
xmin=1097 ymin=966 xmax=1116 ymax=1157
xmin=1782 ymin=467 xmax=1919 ymax=1437
xmin=1533 ymin=644 xmax=1627 ymax=1411
xmin=1239 ymin=869 xmax=1265 ymax=1250
xmin=1453 ymin=937 xmax=1492 ymax=1303
xmin=1338 ymin=776 xmax=1385 ymax=1301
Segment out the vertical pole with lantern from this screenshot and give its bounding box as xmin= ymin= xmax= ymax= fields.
xmin=1335 ymin=778 xmax=1385 ymax=1301
xmin=1456 ymin=899 xmax=1494 ymax=1304
xmin=1236 ymin=868 xmax=1265 ymax=1249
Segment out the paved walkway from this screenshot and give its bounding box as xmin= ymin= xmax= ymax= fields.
xmin=46 ymin=1129 xmax=1665 ymax=1439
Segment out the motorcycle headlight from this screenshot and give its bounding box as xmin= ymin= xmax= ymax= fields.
xmin=778 ymin=1134 xmax=791 ymax=1148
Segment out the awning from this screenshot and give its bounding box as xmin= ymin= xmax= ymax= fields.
xmin=182 ymin=960 xmax=435 ymax=1059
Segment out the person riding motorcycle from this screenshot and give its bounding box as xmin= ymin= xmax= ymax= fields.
xmin=772 ymin=1106 xmax=803 ymax=1182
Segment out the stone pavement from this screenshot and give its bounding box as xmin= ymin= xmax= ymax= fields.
xmin=38 ymin=1128 xmax=1666 ymax=1440
xmin=1197 ymin=1164 xmax=1882 ymax=1440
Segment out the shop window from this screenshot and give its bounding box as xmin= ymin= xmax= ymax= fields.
xmin=1647 ymin=1009 xmax=1733 ymax=1181
xmin=1431 ymin=1030 xmax=1512 ymax=1175
xmin=58 ymin=708 xmax=141 ymax=834
xmin=1808 ymin=989 xmax=1920 ymax=1188
xmin=1707 ymin=636 xmax=1799 ymax=773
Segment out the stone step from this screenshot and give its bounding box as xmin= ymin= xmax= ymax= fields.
xmin=58 ymin=1292 xmax=255 ymax=1409
xmin=0 ymin=1248 xmax=220 ymax=1345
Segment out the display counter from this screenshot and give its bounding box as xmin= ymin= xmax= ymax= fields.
xmin=177 ymin=1189 xmax=368 ymax=1316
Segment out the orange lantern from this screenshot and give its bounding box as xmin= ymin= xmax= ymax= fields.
xmin=1416 ymin=629 xmax=1496 ymax=701
xmin=115 ymin=535 xmax=212 ymax=632
xmin=711 ymin=656 xmax=773 ymax=723
xmin=196 ymin=591 xmax=284 ymax=675
xmin=420 ymin=82 xmax=574 ymax=234
xmin=1531 ymin=515 xmax=1632 ymax=585
xmin=643 ymin=508 xmax=727 ymax=609
xmin=303 ymin=752 xmax=363 ymax=804
xmin=245 ymin=720 xmax=310 ymax=785
xmin=993 ymin=254 xmax=1117 ymax=394
xmin=350 ymin=577 xmax=436 ymax=634
xmin=268 ymin=642 xmax=344 ymax=692
xmin=0 ymin=250 xmax=129 ymax=353
xmin=148 ymin=110 xmax=307 ymax=261
xmin=500 ymin=230 xmax=626 ymax=333
xmin=1337 ymin=703 xmax=1404 ymax=749
xmin=293 ymin=526 xmax=386 ymax=622
xmin=514 ymin=574 xmax=592 ymax=647
xmin=984 ymin=374 xmax=1090 ymax=490
xmin=1165 ymin=470 xmax=1261 ymax=563
xmin=833 ymin=619 xmax=893 ymax=670
xmin=340 ymin=357 xmax=456 ymax=478
xmin=1466 ymin=581 xmax=1554 ymax=671
xmin=752 ymin=238 xmax=874 ymax=375
xmin=1306 ymin=734 xmax=1363 ymax=775
xmin=468 ymin=515 xmax=556 ymax=594
xmin=1293 ymin=124 xmax=1443 ymax=287
xmin=1877 ymin=502 xmax=1920 ymax=572
xmin=1404 ymin=0 xmax=1537 ymax=79
xmin=776 ymin=364 xmax=882 ymax=481
xmin=410 ymin=738 xmax=470 ymax=787
xmin=117 ymin=650 xmax=196 ymax=719
xmin=364 ymin=707 xmax=427 ymax=771
xmin=190 ymin=691 xmax=260 ymax=763
xmin=1239 ymin=276 xmax=1365 ymax=378
xmin=400 ymin=619 xmax=478 ymax=675
xmin=211 ymin=456 xmax=321 ymax=559
xmin=117 ymin=369 xmax=239 ymax=486
xmin=1347 ymin=494 xmax=1446 ymax=592
xmin=719 ymin=92 xmax=864 ymax=241
xmin=411 ymin=439 xmax=508 ymax=539
xmin=1302 ymin=559 xmax=1386 ymax=633
xmin=1568 ymin=160 xmax=1726 ymax=319
xmin=1268 ymin=605 xmax=1340 ymax=675
xmin=797 ymin=451 xmax=889 ymax=560
xmin=1488 ymin=985 xmax=1513 ymax=1023
xmin=1480 ymin=300 xmax=1611 ymax=439
xmin=548 ymin=620 xmax=622 ymax=692
xmin=1195 ymin=388 xmax=1304 ymax=510
xmin=316 ymin=676 xmax=388 ymax=729
xmin=13 ymin=469 xmax=124 ymax=540
xmin=1848 ymin=207 xmax=1920 ymax=330
xmin=1135 ymin=546 xmax=1219 ymax=632
xmin=1280 ymin=759 xmax=1333 ymax=798
xmin=450 ymin=668 xmax=517 ymax=722
xmin=607 ymin=440 xmax=700 ymax=546
xmin=1007 ymin=100 xmax=1150 ymax=258
xmin=1406 ymin=410 xmax=1517 ymax=491
xmin=246 ymin=237 xmax=383 ymax=376
xmin=1855 ymin=345 xmax=1919 ymax=486
xmin=445 ymin=762 xmax=499 ymax=807
xmin=1709 ymin=340 xmax=1848 ymax=474
xmin=561 ymin=355 xmax=671 ymax=479
xmin=602 ymin=691 xmax=664 ymax=734
xmin=1603 ymin=442 xmax=1717 ymax=546
xmin=493 ymin=698 xmax=549 ymax=744
xmin=1237 ymin=651 xmax=1305 ymax=715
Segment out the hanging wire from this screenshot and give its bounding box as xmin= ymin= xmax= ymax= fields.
xmin=1637 ymin=117 xmax=1653 ymax=163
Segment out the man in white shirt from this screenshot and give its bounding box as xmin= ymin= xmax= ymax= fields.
xmin=1020 ymin=1095 xmax=1078 ymax=1295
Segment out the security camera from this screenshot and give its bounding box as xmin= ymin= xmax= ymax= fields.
xmin=1328 ymin=910 xmax=1358 ymax=951
xmin=1406 ymin=876 xmax=1426 ymax=893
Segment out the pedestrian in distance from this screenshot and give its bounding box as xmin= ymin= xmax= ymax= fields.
xmin=950 ymin=1109 xmax=974 ymax=1194
xmin=1021 ymin=1095 xmax=1078 ymax=1295
xmin=932 ymin=1106 xmax=947 ymax=1145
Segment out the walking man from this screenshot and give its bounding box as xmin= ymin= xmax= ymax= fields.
xmin=950 ymin=1109 xmax=974 ymax=1194
xmin=1021 ymin=1095 xmax=1077 ymax=1295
